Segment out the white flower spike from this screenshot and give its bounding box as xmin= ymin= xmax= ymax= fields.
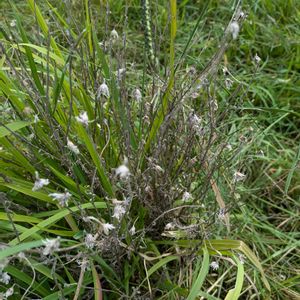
xmin=32 ymin=171 xmax=50 ymax=191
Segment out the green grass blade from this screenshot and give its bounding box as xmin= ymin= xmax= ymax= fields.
xmin=187 ymin=247 xmax=209 ymax=300
xmin=9 ymin=202 xmax=106 ymax=246
xmin=10 ymin=1 xmax=45 ymax=95
xmin=0 ymin=240 xmax=45 ymax=260
xmin=0 ymin=121 xmax=32 ymax=138
xmin=224 ymin=256 xmax=245 ymax=300
xmin=27 ymin=0 xmax=62 ymax=57
xmin=76 ymin=124 xmax=114 ymax=196
xmin=0 ymin=212 xmax=40 ymax=223
xmin=146 ymin=255 xmax=179 ymax=278
xmin=91 ymin=262 xmax=102 ymax=300
xmin=5 ymin=265 xmax=49 ymax=297
xmin=285 ymin=141 xmax=300 ymax=195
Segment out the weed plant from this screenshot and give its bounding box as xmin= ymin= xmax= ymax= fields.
xmin=0 ymin=0 xmax=299 ymax=299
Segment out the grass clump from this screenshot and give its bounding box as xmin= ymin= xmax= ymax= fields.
xmin=0 ymin=0 xmax=299 ymax=299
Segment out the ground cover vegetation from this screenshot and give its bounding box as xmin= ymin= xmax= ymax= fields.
xmin=0 ymin=0 xmax=299 ymax=299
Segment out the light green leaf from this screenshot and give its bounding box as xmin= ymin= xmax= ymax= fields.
xmin=9 ymin=201 xmax=106 ymax=245
xmin=0 ymin=121 xmax=32 ymax=138
xmin=187 ymin=247 xmax=209 ymax=300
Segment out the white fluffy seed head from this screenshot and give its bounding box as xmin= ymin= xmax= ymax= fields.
xmin=67 ymin=139 xmax=80 ymax=154
xmin=0 ymin=272 xmax=10 ymax=285
xmin=182 ymin=191 xmax=192 ymax=202
xmin=97 ymin=81 xmax=110 ymax=98
xmin=48 ymin=191 xmax=71 ymax=207
xmin=110 ymin=29 xmax=119 ymax=40
xmin=129 ymin=225 xmax=136 ymax=235
xmin=34 ymin=114 xmax=39 ymax=123
xmin=102 ymin=223 xmax=115 ymax=235
xmin=115 ymin=164 xmax=130 ymax=179
xmin=133 ymin=88 xmax=142 ymax=102
xmin=233 ymin=171 xmax=246 ymax=183
xmin=210 ymin=261 xmax=219 ymax=271
xmin=229 ymin=21 xmax=240 ymax=40
xmin=85 ymin=234 xmax=97 ymax=249
xmin=42 ymin=238 xmax=60 ymax=256
xmin=32 ymin=172 xmax=50 ymax=191
xmin=112 ymin=204 xmax=126 ymax=221
xmin=76 ymin=111 xmax=89 ymax=126
xmin=254 ymin=53 xmax=261 ymax=64
xmin=4 ymin=286 xmax=14 ymax=297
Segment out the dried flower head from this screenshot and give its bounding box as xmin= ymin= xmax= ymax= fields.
xmin=217 ymin=208 xmax=226 ymax=221
xmin=154 ymin=164 xmax=164 ymax=173
xmin=210 ymin=261 xmax=219 ymax=271
xmin=133 ymin=88 xmax=142 ymax=102
xmin=115 ymin=68 xmax=126 ymax=80
xmin=97 ymin=81 xmax=110 ymax=98
xmin=0 ymin=272 xmax=10 ymax=285
xmin=76 ymin=111 xmax=89 ymax=126
xmin=254 ymin=53 xmax=261 ymax=64
xmin=4 ymin=286 xmax=14 ymax=298
xmin=49 ymin=191 xmax=71 ymax=207
xmin=226 ymin=144 xmax=233 ymax=151
xmin=211 ymin=99 xmax=218 ymax=111
xmin=115 ymin=163 xmax=130 ymax=180
xmin=85 ymin=233 xmax=97 ymax=249
xmin=165 ymin=222 xmax=176 ymax=230
xmin=233 ymin=171 xmax=246 ymax=183
xmin=238 ymin=253 xmax=245 ymax=264
xmin=182 ymin=191 xmax=192 ymax=202
xmin=34 ymin=114 xmax=39 ymax=123
xmin=112 ymin=204 xmax=126 ymax=221
xmin=67 ymin=139 xmax=80 ymax=154
xmin=189 ymin=113 xmax=203 ymax=135
xmin=42 ymin=238 xmax=60 ymax=255
xmin=110 ymin=29 xmax=119 ymax=40
xmin=102 ymin=223 xmax=115 ymax=235
xmin=229 ymin=21 xmax=240 ymax=40
xmin=32 ymin=171 xmax=50 ymax=191
xmin=129 ymin=225 xmax=136 ymax=235
xmin=225 ymin=78 xmax=233 ymax=89
xmin=10 ymin=20 xmax=16 ymax=27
